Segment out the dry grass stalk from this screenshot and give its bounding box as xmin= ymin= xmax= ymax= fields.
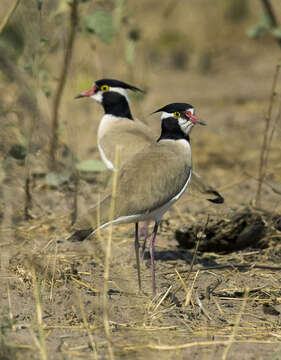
xmin=185 ymin=270 xmax=200 ymax=307
xmin=74 ymin=285 xmax=98 ymax=359
xmin=31 ymin=266 xmax=47 ymax=360
xmin=49 ymin=242 xmax=58 ymax=301
xmin=195 ymin=291 xmax=212 ymax=321
xmin=103 ymin=145 xmax=120 ymax=360
xmin=49 ymin=0 xmax=78 ymax=168
xmin=221 ymin=287 xmax=249 ymax=360
xmin=172 ymin=236 xmax=201 ymax=298
xmin=71 ymin=276 xmax=99 ymax=293
xmin=256 ymin=62 xmax=281 ymax=206
xmin=123 ymin=339 xmax=279 ymax=351
xmin=152 ymin=285 xmax=173 ymax=313
xmin=7 ymin=282 xmax=14 ymax=329
xmin=0 ymin=0 xmax=21 ymax=33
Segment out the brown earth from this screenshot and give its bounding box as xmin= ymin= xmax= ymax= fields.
xmin=1 ymin=1 xmax=281 ymax=359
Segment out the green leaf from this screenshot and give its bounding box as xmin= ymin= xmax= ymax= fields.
xmin=45 ymin=171 xmax=71 ymax=186
xmin=247 ymin=24 xmax=266 ymax=39
xmin=271 ymin=28 xmax=281 ymax=39
xmin=83 ymin=10 xmax=114 ymax=44
xmin=260 ymin=9 xmax=273 ymax=29
xmin=76 ymin=159 xmax=107 ymax=172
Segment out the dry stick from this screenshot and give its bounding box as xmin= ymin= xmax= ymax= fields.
xmin=103 ymin=146 xmax=120 ymax=360
xmin=49 ymin=242 xmax=58 ymax=301
xmin=0 ymin=0 xmax=21 ymax=33
xmin=49 ymin=0 xmax=78 ymax=168
xmin=24 ymin=176 xmax=32 ymax=220
xmin=221 ymin=288 xmax=249 ymax=360
xmin=71 ymin=169 xmax=79 ymax=225
xmin=265 ymin=96 xmax=281 ymax=168
xmin=256 ymin=63 xmax=281 ymax=206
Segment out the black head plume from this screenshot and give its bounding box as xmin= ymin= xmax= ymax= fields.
xmin=95 ymin=79 xmax=144 ymax=93
xmin=152 ymin=103 xmax=194 ymax=115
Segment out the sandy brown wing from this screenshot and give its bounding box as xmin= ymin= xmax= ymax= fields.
xmin=98 ymin=119 xmax=156 ymax=167
xmin=114 ymin=141 xmax=192 ymax=217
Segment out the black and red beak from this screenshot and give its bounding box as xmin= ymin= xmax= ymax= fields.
xmin=184 ymin=110 xmax=206 ymax=126
xmin=75 ymin=84 xmax=98 ymax=99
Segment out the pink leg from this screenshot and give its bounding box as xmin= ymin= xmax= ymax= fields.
xmin=149 ymin=222 xmax=159 ymax=296
xmin=140 ymin=221 xmax=150 ymax=260
xmin=134 ymin=223 xmax=142 ymax=292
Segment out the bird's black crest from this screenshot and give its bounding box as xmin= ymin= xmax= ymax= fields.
xmin=95 ymin=79 xmax=143 ymax=92
xmin=153 ymin=102 xmax=193 ymax=114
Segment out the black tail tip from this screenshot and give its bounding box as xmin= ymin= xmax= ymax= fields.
xmin=207 ymin=190 xmax=224 ymax=204
xmin=67 ymin=228 xmax=93 ymax=242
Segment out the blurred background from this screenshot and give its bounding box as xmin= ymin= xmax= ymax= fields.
xmin=0 ymin=0 xmax=281 ymax=225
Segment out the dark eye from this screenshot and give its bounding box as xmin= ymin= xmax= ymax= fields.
xmin=101 ymin=84 xmax=109 ymax=91
xmin=174 ymin=112 xmax=181 ymax=118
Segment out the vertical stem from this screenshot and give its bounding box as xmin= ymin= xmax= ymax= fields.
xmin=49 ymin=0 xmax=78 ymax=169
xmin=103 ymin=146 xmax=120 ymax=360
xmin=71 ymin=170 xmax=79 ymax=225
xmin=256 ymin=63 xmax=280 ymax=206
xmin=24 ymin=176 xmax=32 ymax=220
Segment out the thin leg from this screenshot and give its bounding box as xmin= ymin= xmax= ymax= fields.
xmin=135 ymin=222 xmax=142 ymax=292
xmin=140 ymin=221 xmax=149 ymax=237
xmin=141 ymin=222 xmax=149 ymax=261
xmin=149 ymin=222 xmax=159 ymax=296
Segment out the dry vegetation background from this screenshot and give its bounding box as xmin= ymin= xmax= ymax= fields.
xmin=0 ymin=0 xmax=281 ymax=359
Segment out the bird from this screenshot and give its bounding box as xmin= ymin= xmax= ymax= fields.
xmin=75 ymin=79 xmax=223 ymax=204
xmin=68 ymin=102 xmax=206 ymax=295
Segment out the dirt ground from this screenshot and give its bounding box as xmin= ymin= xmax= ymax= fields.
xmin=1 ymin=1 xmax=281 ymax=359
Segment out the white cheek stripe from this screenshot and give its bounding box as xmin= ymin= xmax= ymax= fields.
xmin=161 ymin=111 xmax=173 ymax=119
xmin=91 ymin=87 xmax=130 ymax=106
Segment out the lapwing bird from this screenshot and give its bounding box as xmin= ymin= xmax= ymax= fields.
xmin=68 ymin=103 xmax=206 ymax=295
xmin=75 ymin=79 xmax=223 ymax=204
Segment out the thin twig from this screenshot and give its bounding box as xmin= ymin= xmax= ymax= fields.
xmin=24 ymin=176 xmax=33 ymax=220
xmin=256 ymin=62 xmax=281 ymax=206
xmin=49 ymin=0 xmax=78 ymax=168
xmin=49 ymin=242 xmax=58 ymax=301
xmin=71 ymin=170 xmax=79 ymax=225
